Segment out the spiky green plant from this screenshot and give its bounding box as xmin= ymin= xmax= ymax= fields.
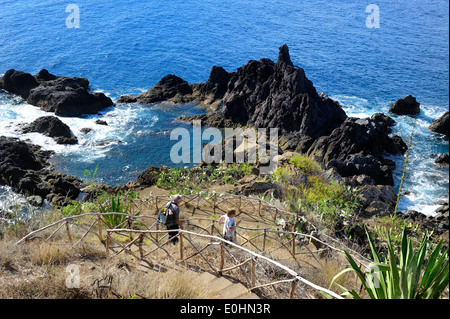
xmin=98 ymin=192 xmax=131 ymax=228
xmin=329 ymin=227 xmax=449 ymax=299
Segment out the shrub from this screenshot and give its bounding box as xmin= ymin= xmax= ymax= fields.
xmin=329 ymin=227 xmax=449 ymax=299
xmin=288 ymin=154 xmax=322 ymax=175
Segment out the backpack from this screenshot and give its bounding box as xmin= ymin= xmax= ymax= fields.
xmin=157 ymin=201 xmax=175 ymax=225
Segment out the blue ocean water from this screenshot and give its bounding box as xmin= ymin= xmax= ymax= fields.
xmin=0 ymin=0 xmax=448 ymax=213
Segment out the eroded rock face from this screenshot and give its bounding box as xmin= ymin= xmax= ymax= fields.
xmin=22 ymin=116 xmax=78 ymax=145
xmin=0 ymin=136 xmax=82 ymax=205
xmin=389 ymin=95 xmax=420 ymax=115
xmin=357 ymin=185 xmax=398 ymax=217
xmin=216 ymin=45 xmax=347 ymax=138
xmin=0 ymin=69 xmax=113 ymax=117
xmin=429 ymin=111 xmax=449 ymax=137
xmin=307 ymin=116 xmax=405 ymax=185
xmin=117 ymin=74 xmax=194 ymax=104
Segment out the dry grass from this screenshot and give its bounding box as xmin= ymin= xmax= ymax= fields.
xmin=0 ymin=193 xmax=364 ymax=299
xmin=309 ymin=254 xmax=361 ymax=297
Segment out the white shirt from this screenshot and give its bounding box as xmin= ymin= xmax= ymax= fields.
xmin=223 ymin=215 xmax=235 ymax=237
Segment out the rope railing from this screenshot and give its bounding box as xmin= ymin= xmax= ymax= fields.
xmin=14 ymin=192 xmax=372 ymax=299
xmin=105 ymin=228 xmax=343 ymax=299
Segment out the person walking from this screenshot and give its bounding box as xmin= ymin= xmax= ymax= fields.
xmin=164 ymin=194 xmax=183 ymax=245
xmin=219 ymin=208 xmax=239 ymax=243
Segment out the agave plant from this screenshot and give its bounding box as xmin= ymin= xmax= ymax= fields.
xmin=329 ymin=226 xmax=449 ymax=299
xmin=98 ymin=192 xmax=132 ymax=229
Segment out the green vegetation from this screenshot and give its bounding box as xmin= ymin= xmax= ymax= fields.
xmin=329 ymin=227 xmax=449 ymax=299
xmin=156 ymin=163 xmax=254 ymax=193
xmin=269 ymin=154 xmax=360 ymax=237
xmin=288 ymin=154 xmax=322 ymax=175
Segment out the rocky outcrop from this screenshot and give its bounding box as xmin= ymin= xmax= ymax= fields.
xmin=235 ymin=181 xmax=281 ymax=197
xmin=389 ymin=95 xmax=420 ymax=115
xmin=429 ymin=111 xmax=449 ymax=137
xmin=435 ymin=153 xmax=449 ymax=165
xmin=1 ymin=69 xmax=113 ymax=117
xmin=215 ymin=45 xmax=347 ymax=138
xmin=118 ymin=75 xmax=194 ymax=104
xmin=0 ymin=136 xmax=83 ymax=206
xmin=307 ymin=115 xmax=406 ymax=185
xmin=0 ymin=69 xmax=39 ymax=99
xmin=399 ymin=202 xmax=449 ymax=235
xmin=22 ymin=116 xmax=78 ymax=145
xmin=182 ymin=45 xmax=347 ymax=141
xmin=357 ymin=185 xmax=398 ymax=217
xmin=135 ymin=166 xmax=165 ymax=186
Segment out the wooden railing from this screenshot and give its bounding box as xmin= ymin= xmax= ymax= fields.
xmin=15 ymin=192 xmax=372 ymax=299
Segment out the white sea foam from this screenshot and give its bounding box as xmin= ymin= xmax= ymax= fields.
xmin=0 ymin=93 xmax=158 ymax=163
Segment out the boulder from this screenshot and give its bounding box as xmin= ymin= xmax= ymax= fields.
xmin=117 ymin=74 xmax=193 ymax=104
xmin=307 ymin=117 xmax=404 ymax=185
xmin=135 ymin=166 xmax=164 ymax=186
xmin=27 ymin=85 xmax=113 ymax=117
xmin=389 ymin=95 xmax=420 ymax=115
xmin=429 ymin=111 xmax=449 ymax=137
xmin=435 ymin=153 xmax=449 ymax=165
xmin=357 ymin=185 xmax=397 ymax=216
xmin=22 ymin=116 xmax=78 ymax=145
xmin=0 ymin=136 xmax=82 ymax=204
xmin=0 ymin=69 xmax=39 ymax=99
xmin=1 ymin=69 xmax=113 ymax=117
xmin=95 ymin=119 xmax=108 ymax=126
xmin=80 ymin=128 xmax=93 ymax=134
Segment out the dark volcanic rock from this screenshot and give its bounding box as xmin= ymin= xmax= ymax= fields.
xmin=126 ymin=45 xmax=346 ymax=143
xmin=80 ymin=128 xmax=93 ymax=134
xmin=22 ymin=116 xmax=78 ymax=145
xmin=357 ymin=185 xmax=398 ymax=216
xmin=0 ymin=136 xmax=82 ymax=205
xmin=307 ymin=117 xmax=405 ymax=185
xmin=95 ymin=119 xmax=108 ymax=126
xmin=135 ymin=166 xmax=164 ymax=186
xmin=216 ymin=44 xmax=347 ymax=138
xmin=429 ymin=111 xmax=449 ymax=137
xmin=27 ymin=85 xmax=113 ymax=117
xmin=0 ymin=136 xmax=48 ymax=172
xmin=1 ymin=69 xmax=113 ymax=117
xmin=389 ymin=95 xmax=420 ymax=115
xmin=117 ymin=74 xmax=193 ymax=104
xmin=0 ymin=69 xmax=39 ymax=99
xmin=435 ymin=153 xmax=449 ymax=165
xmin=197 ymin=66 xmax=234 ymax=102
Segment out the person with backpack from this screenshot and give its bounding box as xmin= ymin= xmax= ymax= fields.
xmin=161 ymin=194 xmax=183 ymax=245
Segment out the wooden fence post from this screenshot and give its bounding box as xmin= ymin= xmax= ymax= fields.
xmin=106 ymin=231 xmax=110 ymax=256
xmin=138 ymin=234 xmax=144 ymax=259
xmin=262 ymin=229 xmax=267 ymax=252
xmin=65 ymin=221 xmax=73 ymax=244
xmin=210 ymin=220 xmax=215 ymax=236
xmin=219 ymin=242 xmax=225 ymax=276
xmin=258 ymin=199 xmax=262 ymax=217
xmin=179 ymin=233 xmax=184 ymax=260
xmin=97 ymin=217 xmax=103 ymax=240
xmin=156 ymin=223 xmax=159 ymax=243
xmin=292 ymin=236 xmax=296 ymax=256
xmin=290 ymin=279 xmax=298 ymax=299
xmin=251 ymin=257 xmax=256 ymax=289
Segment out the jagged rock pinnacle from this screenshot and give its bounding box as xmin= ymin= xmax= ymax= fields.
xmin=277 ymin=44 xmax=294 ymax=67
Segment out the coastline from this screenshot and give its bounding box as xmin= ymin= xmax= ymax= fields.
xmin=0 ymin=45 xmax=448 ymax=237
